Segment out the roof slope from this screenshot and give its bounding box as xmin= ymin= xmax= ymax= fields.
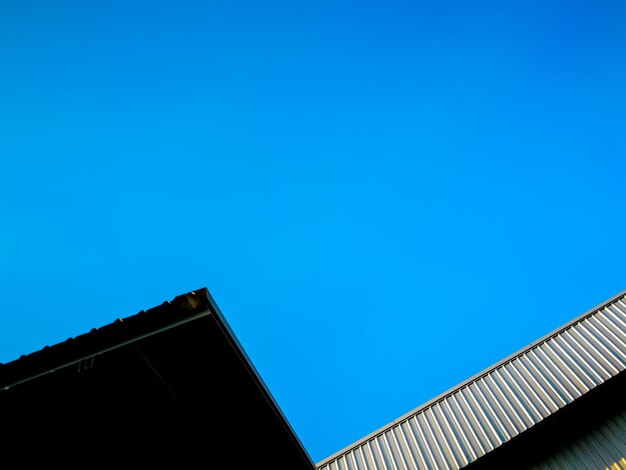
xmin=466 ymin=365 xmax=626 ymax=469
xmin=317 ymin=289 xmax=626 ymax=470
xmin=0 ymin=288 xmax=315 ymax=468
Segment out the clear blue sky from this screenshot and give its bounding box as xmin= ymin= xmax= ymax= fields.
xmin=1 ymin=0 xmax=625 ymax=463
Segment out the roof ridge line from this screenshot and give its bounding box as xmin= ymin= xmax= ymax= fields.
xmin=316 ymin=288 xmax=626 ymax=467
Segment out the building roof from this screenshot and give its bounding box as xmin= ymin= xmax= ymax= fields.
xmin=317 ymin=289 xmax=626 ymax=470
xmin=465 ymin=362 xmax=626 ymax=469
xmin=0 ymin=288 xmax=316 ymax=468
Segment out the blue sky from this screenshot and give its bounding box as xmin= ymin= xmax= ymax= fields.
xmin=1 ymin=0 xmax=625 ymax=463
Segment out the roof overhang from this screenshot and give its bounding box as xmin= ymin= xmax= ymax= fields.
xmin=0 ymin=288 xmax=315 ymax=467
xmin=318 ymin=289 xmax=626 ymax=469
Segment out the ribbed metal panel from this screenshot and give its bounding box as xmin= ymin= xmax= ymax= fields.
xmin=529 ymin=406 xmax=626 ymax=469
xmin=318 ymin=292 xmax=626 ymax=470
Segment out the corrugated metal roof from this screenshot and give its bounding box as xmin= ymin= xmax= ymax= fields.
xmin=317 ymin=290 xmax=626 ymax=470
xmin=464 ymin=365 xmax=626 ymax=469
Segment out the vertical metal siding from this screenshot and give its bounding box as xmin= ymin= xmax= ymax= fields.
xmin=318 ymin=293 xmax=626 ymax=470
xmin=528 ymin=407 xmax=626 ymax=470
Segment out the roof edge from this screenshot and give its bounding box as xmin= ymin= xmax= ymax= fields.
xmin=0 ymin=289 xmax=214 ymax=390
xmin=316 ymin=287 xmax=626 ymax=466
xmin=195 ymin=288 xmax=316 ymax=468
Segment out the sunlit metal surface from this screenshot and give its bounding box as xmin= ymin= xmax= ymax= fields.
xmin=530 ymin=407 xmax=626 ymax=470
xmin=318 ymin=291 xmax=626 ymax=470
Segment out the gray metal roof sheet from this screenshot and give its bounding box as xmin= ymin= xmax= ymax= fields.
xmin=317 ymin=289 xmax=626 ymax=470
